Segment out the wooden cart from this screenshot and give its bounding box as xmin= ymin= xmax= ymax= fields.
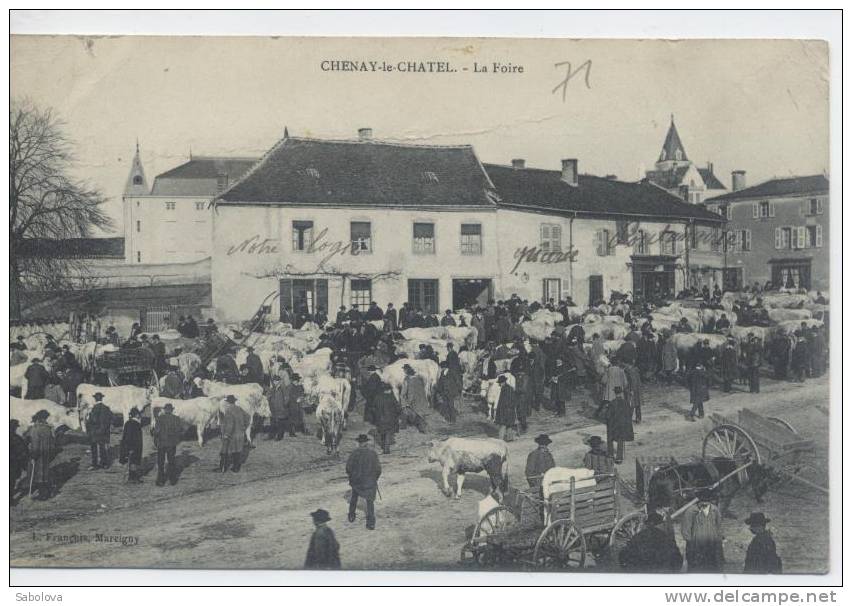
xmin=461 ymin=470 xmax=625 ymax=569
xmin=97 ymin=348 xmax=158 ymax=388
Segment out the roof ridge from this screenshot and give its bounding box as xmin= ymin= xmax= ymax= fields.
xmin=286 ymin=135 xmax=475 ymax=150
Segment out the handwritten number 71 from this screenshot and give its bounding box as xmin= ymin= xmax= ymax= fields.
xmin=552 ymin=60 xmax=592 ymax=101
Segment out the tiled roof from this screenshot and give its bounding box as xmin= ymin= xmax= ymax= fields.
xmin=645 ymin=166 xmax=690 ymax=190
xmin=16 ymin=237 xmax=125 ymax=259
xmin=484 ymin=164 xmax=724 ymax=224
xmin=150 ymin=157 xmax=258 ymax=196
xmin=660 ymin=118 xmax=688 ymax=163
xmin=705 ymin=174 xmax=829 ymax=202
xmin=217 ymin=137 xmax=497 ymax=208
xmin=697 ymin=168 xmax=727 ymax=191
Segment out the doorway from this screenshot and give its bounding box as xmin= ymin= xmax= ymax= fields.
xmin=452 ymin=278 xmax=493 ymax=310
xmin=588 ymin=275 xmax=603 ymax=306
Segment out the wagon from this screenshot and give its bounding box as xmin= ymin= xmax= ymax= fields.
xmin=460 ymin=468 xmax=626 ymax=569
xmin=97 ymin=348 xmax=158 ymax=388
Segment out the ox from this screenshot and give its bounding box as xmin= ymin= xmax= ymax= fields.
xmin=427 ymin=437 xmax=509 ymax=498
xmin=380 ymin=358 xmax=440 ymax=404
xmin=11 ymin=397 xmax=82 ymax=434
xmin=151 ymin=396 xmax=221 ymax=446
xmin=76 ymin=384 xmax=158 ymax=432
xmin=768 ymin=308 xmax=812 ymax=323
xmin=201 ymin=380 xmax=270 ymax=444
xmin=314 ymin=375 xmax=351 ymax=456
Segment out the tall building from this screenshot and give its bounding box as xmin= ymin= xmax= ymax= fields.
xmin=705 ymin=174 xmax=829 ymax=291
xmin=122 ymin=146 xmax=257 ymax=265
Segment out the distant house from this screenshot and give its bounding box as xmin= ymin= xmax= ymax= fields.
xmin=122 ymin=144 xmax=257 ymax=265
xmin=705 ymin=174 xmax=829 ymax=291
xmin=16 ymin=237 xmax=125 ymax=264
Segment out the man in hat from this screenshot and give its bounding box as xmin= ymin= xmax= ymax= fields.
xmin=791 ymin=334 xmax=809 ymax=383
xmin=219 ymin=395 xmax=250 ymax=472
xmin=10 ymin=419 xmax=30 ymax=504
xmin=720 ymin=337 xmax=739 ymax=393
xmin=119 ymin=407 xmax=144 ymax=483
xmin=215 ymin=350 xmax=240 ymax=384
xmin=399 ymin=364 xmax=428 ymax=432
xmin=360 ymin=365 xmax=383 ymax=426
xmin=744 ymin=333 xmax=762 ymax=393
xmin=189 ymin=375 xmax=205 ymax=398
xmin=152 ymin=402 xmax=183 ymax=486
xmin=582 ymin=435 xmax=614 ymax=474
xmin=24 ymin=410 xmax=55 ymax=501
xmin=304 ymin=509 xmax=341 ymax=569
xmin=11 ymin=335 xmax=27 ymax=351
xmin=284 ymin=374 xmax=308 ymax=436
xmin=24 ymin=357 xmax=50 ymax=400
xmin=494 ymin=375 xmax=517 ymax=441
xmin=743 ymin=512 xmax=782 ymax=574
xmin=525 ymin=434 xmax=555 ymax=490
xmin=597 ymin=355 xmax=627 ymax=419
xmin=86 ymin=393 xmax=113 ymax=470
xmin=267 ymin=375 xmax=287 ymax=440
xmin=373 ymin=381 xmax=401 ymax=454
xmin=245 ymin=346 xmax=264 ymax=385
xmin=681 ymin=490 xmax=724 ymax=572
xmin=434 ymin=360 xmax=461 ymax=423
xmin=605 ymin=385 xmax=633 ymax=464
xmin=686 ymin=363 xmax=711 ymax=421
xmin=770 ymin=329 xmax=791 ymax=380
xmin=346 ymin=434 xmax=382 ymax=530
xmin=618 ymin=512 xmax=684 ymax=572
xmin=551 ymin=358 xmax=574 ymax=417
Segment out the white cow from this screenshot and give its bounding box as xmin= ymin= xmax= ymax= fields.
xmin=778 ymin=319 xmax=824 ymax=334
xmin=75 ymin=342 xmax=119 ymax=373
xmin=380 ymin=358 xmax=440 ymax=403
xmin=768 ymin=308 xmax=812 ymax=323
xmin=170 ymin=352 xmax=202 ymax=379
xmin=290 ymin=348 xmax=333 ymax=380
xmin=150 ymin=396 xmax=222 ymax=446
xmin=482 ymin=373 xmax=516 ymax=421
xmin=76 ymin=384 xmax=158 ymax=432
xmin=427 ymin=437 xmax=509 ymax=498
xmin=201 ymin=380 xmax=270 ymax=444
xmin=314 ymin=375 xmax=352 ymax=456
xmin=10 ymin=397 xmax=82 ymax=434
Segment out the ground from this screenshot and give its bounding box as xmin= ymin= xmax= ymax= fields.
xmin=10 ymin=371 xmax=830 ymax=573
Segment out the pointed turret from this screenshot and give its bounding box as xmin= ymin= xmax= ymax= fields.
xmin=124 ymin=141 xmax=149 ymax=196
xmin=657 ymin=115 xmax=689 ymax=167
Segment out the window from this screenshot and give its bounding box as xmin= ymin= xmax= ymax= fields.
xmin=774 ymin=226 xmax=793 ymax=250
xmin=688 ymin=225 xmax=698 ymax=249
xmin=292 ymin=220 xmax=314 ymax=251
xmin=216 ymin=175 xmax=229 ymax=193
xmin=754 ymin=200 xmax=774 ymax=219
xmin=711 ymin=227 xmax=722 ymax=252
xmin=196 ymin=201 xmax=206 ymax=211
xmin=733 ymin=229 xmax=752 ymax=252
xmin=413 ymin=222 xmax=435 ymax=254
xmin=660 ymin=230 xmax=678 ymax=255
xmin=805 ymin=225 xmax=824 ymax=248
xmin=133 ymin=175 xmax=143 ymax=185
xmin=408 ymin=279 xmax=439 ymax=314
xmin=540 ymin=223 xmax=562 ymax=252
xmin=165 ymin=201 xmax=176 ymax=211
xmin=542 ymin=279 xmax=561 ymax=303
xmin=136 ymin=251 xmax=141 ymax=263
xmin=460 ymin=223 xmax=482 ymax=255
xmin=350 ymin=279 xmax=372 ymax=310
xmin=136 ymin=220 xmax=141 ymax=233
xmin=350 ymin=221 xmax=372 ymax=253
xmin=615 ymin=220 xmax=630 ymax=245
xmin=723 ymin=205 xmax=732 ymax=220
xmin=633 ymin=229 xmax=650 ymax=255
xmin=595 ymin=229 xmax=614 ymax=256
xmin=807 ymin=198 xmax=824 ymax=216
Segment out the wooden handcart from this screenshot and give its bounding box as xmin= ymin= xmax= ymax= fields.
xmin=97 ymin=348 xmax=158 ymax=388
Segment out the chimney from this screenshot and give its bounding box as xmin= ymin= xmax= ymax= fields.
xmin=561 ymin=158 xmax=578 ymax=186
xmin=511 ymin=158 xmax=525 ymax=170
xmin=732 ymin=170 xmax=746 ymax=192
xmin=707 ymin=161 xmax=714 ymax=174
xmin=358 ymin=127 xmax=373 ymax=141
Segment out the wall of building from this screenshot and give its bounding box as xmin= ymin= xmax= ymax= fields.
xmin=723 ymin=193 xmax=828 ymax=290
xmin=123 ymin=196 xmax=213 ymax=265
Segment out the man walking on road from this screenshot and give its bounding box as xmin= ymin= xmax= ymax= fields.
xmin=152 ymin=403 xmax=182 ymax=486
xmin=86 ymin=392 xmax=113 ymax=470
xmin=681 ymin=491 xmax=724 ymax=572
xmin=219 ymin=395 xmax=250 ymax=472
xmin=119 ymin=407 xmax=144 ymax=483
xmin=305 ymin=509 xmax=341 ymax=569
xmin=744 ymin=333 xmax=762 ymax=393
xmin=346 ymin=434 xmax=381 ymax=530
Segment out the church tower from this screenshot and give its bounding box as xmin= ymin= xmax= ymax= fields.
xmin=654 ymin=115 xmax=690 ymax=172
xmin=124 ymin=141 xmax=149 ymax=196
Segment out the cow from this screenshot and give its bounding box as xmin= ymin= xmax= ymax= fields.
xmin=11 ymin=396 xmax=82 ymax=434
xmin=74 ymin=342 xmax=119 ymax=373
xmin=481 ymin=372 xmax=516 ymax=421
xmin=201 ymin=380 xmax=270 ymax=444
xmin=314 ymin=375 xmax=351 ymax=456
xmin=289 ymin=348 xmax=333 ymax=380
xmin=76 ymin=384 xmax=158 ymax=432
xmin=777 ymin=319 xmax=823 ymax=334
xmin=768 ymin=308 xmax=812 ymax=323
xmin=151 ymin=396 xmax=222 ymax=446
xmin=427 ymin=437 xmax=509 ymax=499
xmin=380 ymin=358 xmax=440 ymax=404
xmin=170 ymin=352 xmax=202 ymax=380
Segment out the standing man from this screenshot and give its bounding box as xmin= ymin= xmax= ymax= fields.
xmin=152 ymin=402 xmax=182 ymax=486
xmin=720 ymin=337 xmax=738 ymax=393
xmin=514 ymin=368 xmax=532 ymax=434
xmin=494 ymin=375 xmax=517 ymax=442
xmin=605 ymin=386 xmax=633 ymax=465
xmin=361 ymin=365 xmax=384 ymax=426
xmin=771 ymin=329 xmax=791 ymax=380
xmin=399 ymin=364 xmax=428 ymax=432
xmin=24 ymin=410 xmax=55 ymax=501
xmin=445 ymin=342 xmax=461 ymax=374
xmin=681 ymin=491 xmax=724 ymax=572
xmin=373 ymin=382 xmax=401 ymax=454
xmin=267 ymin=375 xmax=287 ymax=440
xmin=218 ymin=395 xmax=250 ymax=472
xmin=150 ymin=335 xmax=167 ymax=375
xmin=623 ymin=361 xmax=643 ymax=424
xmin=660 ymin=333 xmax=679 ymax=384
xmin=346 ymin=434 xmax=382 ymax=530
xmin=24 ymin=358 xmax=50 ymax=400
xmin=284 ymin=374 xmax=307 ymax=436
xmin=597 ymin=356 xmax=627 ymax=419
xmin=304 ymin=509 xmax=341 ymax=569
xmin=86 ymin=392 xmax=113 ymax=470
xmin=744 ymin=333 xmax=762 ymax=393
xmin=618 ymin=512 xmax=683 ymax=572
xmin=743 ymin=513 xmax=782 ymax=574
xmin=383 ymin=302 xmax=397 ymax=333
xmin=524 ymin=434 xmax=555 ymax=489
xmin=687 ymin=364 xmax=711 ymax=421
xmin=582 ymin=435 xmax=614 ymax=474
xmin=791 ymin=334 xmax=808 ymax=382
xmin=119 ymin=407 xmax=144 ymax=483
xmin=10 ymin=420 xmax=29 ymax=504
xmin=244 ymin=347 xmax=265 ymax=385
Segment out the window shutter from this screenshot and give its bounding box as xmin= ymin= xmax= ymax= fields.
xmin=796 ymin=226 xmax=806 ymax=249
xmin=594 ymin=230 xmax=603 ymax=256
xmin=774 ymin=227 xmax=781 ymax=249
xmin=552 ymin=225 xmax=562 ymax=251
xmin=801 ymin=199 xmax=808 ymax=216
xmin=816 ymin=225 xmax=823 ymax=248
xmin=735 ymin=230 xmax=742 ymax=251
xmin=315 ymin=279 xmax=328 ymax=314
xmin=753 ymin=203 xmax=759 ymax=219
xmin=769 ymin=202 xmax=776 ymax=218
xmin=279 ymin=280 xmax=293 ymax=321
xmin=817 ymin=199 xmax=824 ymax=215
xmin=540 ymin=224 xmax=551 ymax=251
xmin=745 ymin=230 xmax=752 ymax=251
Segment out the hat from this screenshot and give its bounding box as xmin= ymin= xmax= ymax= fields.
xmin=247 ymin=346 xmax=254 ymax=352
xmin=645 ymin=512 xmax=665 ymax=526
xmin=367 ymin=365 xmax=377 ymax=371
xmin=32 ymin=409 xmax=50 ymax=422
xmin=696 ymin=489 xmax=715 ymax=502
xmin=271 ymin=375 xmax=281 ymax=381
xmin=744 ymin=512 xmax=770 ymax=526
xmin=129 ymin=407 xmax=142 ymax=418
xmin=193 ymin=377 xmax=202 ymax=386
xmin=163 ymin=403 xmax=174 ymax=412
xmin=292 ymin=373 xmax=302 ymax=381
xmin=584 ymin=435 xmax=604 ymax=447
xmin=534 ymin=434 xmax=552 ymax=446
xmin=403 ymin=364 xmax=415 ymax=375
xmin=31 ymin=358 xmax=42 ymax=364
xmin=16 ymin=335 xmax=24 ymax=340
xmin=310 ymin=508 xmax=331 ymax=523
xmin=497 ymin=375 xmax=507 ymax=383
xmin=224 ymin=395 xmax=237 ymax=404
xmin=355 ymin=434 xmax=370 ymax=443
xmin=93 ymin=392 xmax=105 ymax=400
xmin=613 ymin=386 xmax=623 ymax=394
xmin=10 ymin=419 xmax=20 ymax=429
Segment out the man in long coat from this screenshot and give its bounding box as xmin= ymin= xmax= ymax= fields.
xmin=152 ymin=402 xmax=183 ymax=485
xmin=267 ymin=376 xmax=287 ymax=440
xmin=346 ymin=434 xmax=382 ymax=530
xmin=244 ymin=347 xmax=265 ymax=385
xmin=743 ymin=512 xmax=782 ymax=574
xmin=433 ymin=362 xmax=461 ymax=423
xmin=619 ymin=512 xmax=683 ymax=572
xmin=10 ymin=420 xmax=30 ymax=503
xmin=361 ymin=365 xmax=384 ymax=426
xmin=605 ymin=386 xmax=633 ymax=464
xmin=637 ymin=334 xmax=657 ymax=382
xmin=660 ymin=334 xmax=679 ymax=384
xmin=373 ymin=382 xmax=401 ymax=454
xmin=494 ymin=375 xmax=516 ymax=441
xmin=383 ymin=303 xmax=398 ymax=332
xmin=596 ymin=357 xmax=627 ymax=418
xmin=86 ymin=392 xmax=113 ymax=470
xmin=623 ymin=361 xmax=643 ymax=423
xmin=744 ymin=334 xmax=762 ymax=393
xmin=24 ymin=358 xmax=50 ymax=400
xmin=24 ymin=410 xmax=55 ymax=501
xmin=119 ymin=407 xmax=144 ymax=483
xmin=529 ymin=341 xmax=546 ymax=411
xmin=687 ymin=364 xmax=711 ymax=421
xmin=305 ymin=509 xmax=341 ymax=569
xmin=283 ymin=374 xmax=307 ymax=436
xmin=445 ymin=343 xmax=461 ymax=374
xmin=720 ymin=338 xmax=739 ymax=393
xmin=770 ymin=330 xmax=791 ymax=380
xmin=215 ymin=351 xmax=240 ymax=384
xmin=399 ymin=365 xmax=428 ymax=432
xmin=218 ymin=395 xmax=250 ymax=472
xmin=514 ymin=369 xmax=533 ymax=433
xmin=681 ymin=492 xmax=724 ymax=572
xmin=524 ymin=434 xmax=555 ymax=489
xmin=471 ymin=311 xmax=487 ymax=348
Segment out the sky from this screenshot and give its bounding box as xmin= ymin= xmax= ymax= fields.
xmin=11 ymin=36 xmax=829 ymax=235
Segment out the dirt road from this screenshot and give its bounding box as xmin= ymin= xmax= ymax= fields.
xmin=10 ymin=374 xmax=829 ymax=573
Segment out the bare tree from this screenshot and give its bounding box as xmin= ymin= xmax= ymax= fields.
xmin=9 ymin=98 xmax=113 ymax=317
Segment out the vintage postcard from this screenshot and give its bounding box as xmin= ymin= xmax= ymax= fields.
xmin=9 ymin=33 xmax=831 ymax=578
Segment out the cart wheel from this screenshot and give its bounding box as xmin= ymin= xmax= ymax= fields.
xmin=468 ymin=506 xmax=517 ymax=566
xmin=608 ymin=510 xmax=647 ymax=563
xmin=533 ymin=519 xmax=586 ymax=569
xmin=703 ymin=424 xmax=761 ymax=483
xmin=766 ymin=416 xmax=797 ymax=434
